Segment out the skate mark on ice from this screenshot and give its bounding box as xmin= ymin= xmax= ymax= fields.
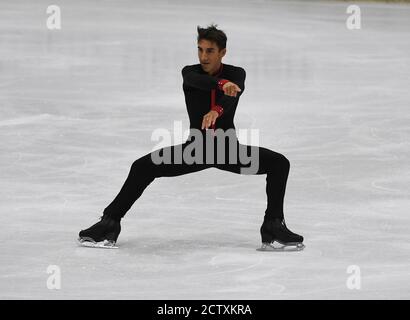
xmin=371 ymin=180 xmax=404 ymax=194
xmin=0 ymin=114 xmax=52 ymax=127
xmin=204 ymin=255 xmax=264 ymax=277
xmin=293 ymin=171 xmax=330 ymax=189
xmin=215 ymin=196 xmax=260 ymax=204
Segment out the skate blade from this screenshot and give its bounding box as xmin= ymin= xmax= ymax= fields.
xmin=77 ymin=237 xmax=118 ymax=249
xmin=257 ymin=241 xmax=305 ymax=252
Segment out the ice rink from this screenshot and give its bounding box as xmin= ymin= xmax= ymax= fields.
xmin=1 ymin=0 xmax=409 ymax=299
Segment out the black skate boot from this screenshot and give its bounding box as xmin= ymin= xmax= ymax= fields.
xmin=257 ymin=217 xmax=305 ymax=252
xmin=78 ymin=214 xmax=121 ymax=249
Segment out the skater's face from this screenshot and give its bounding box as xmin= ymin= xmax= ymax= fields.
xmin=198 ymin=39 xmax=226 ymax=76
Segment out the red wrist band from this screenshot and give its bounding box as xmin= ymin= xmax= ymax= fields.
xmin=211 ymin=104 xmax=224 ymax=117
xmin=217 ymin=79 xmax=230 ymax=91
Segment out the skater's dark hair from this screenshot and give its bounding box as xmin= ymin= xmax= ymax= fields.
xmin=197 ymin=24 xmax=227 ymax=51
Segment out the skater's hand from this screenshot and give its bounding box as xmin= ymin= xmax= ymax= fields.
xmin=222 ymin=81 xmax=241 ymax=97
xmin=202 ymin=110 xmax=219 ymax=130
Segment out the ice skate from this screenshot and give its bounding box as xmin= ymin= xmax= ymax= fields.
xmin=257 ymin=217 xmax=305 ymax=252
xmin=78 ymin=214 xmax=121 ymax=249
xmin=77 ymin=238 xmax=119 ymax=249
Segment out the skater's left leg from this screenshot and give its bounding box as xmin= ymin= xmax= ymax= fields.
xmin=214 ymin=142 xmax=290 ymax=220
xmin=214 ymin=141 xmax=304 ymax=250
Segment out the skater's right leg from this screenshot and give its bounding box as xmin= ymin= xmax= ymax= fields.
xmin=102 ymin=141 xmax=210 ymax=221
xmin=78 ymin=214 xmax=121 ymax=248
xmin=79 ymin=141 xmax=210 ymax=246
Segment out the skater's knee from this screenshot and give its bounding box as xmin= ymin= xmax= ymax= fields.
xmin=130 ymin=158 xmax=143 ymax=171
xmin=131 ymin=154 xmax=154 ymax=173
xmin=281 ymin=154 xmax=290 ymax=170
xmin=273 ymin=153 xmax=290 ymax=172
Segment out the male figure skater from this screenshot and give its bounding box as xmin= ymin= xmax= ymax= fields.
xmin=78 ymin=25 xmax=304 ymax=251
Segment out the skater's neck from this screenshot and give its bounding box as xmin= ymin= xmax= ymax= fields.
xmin=208 ymin=63 xmax=223 ymax=76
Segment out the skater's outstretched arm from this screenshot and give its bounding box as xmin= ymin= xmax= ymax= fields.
xmin=182 ymin=64 xmax=245 ymax=95
xmin=182 ymin=65 xmax=220 ymax=91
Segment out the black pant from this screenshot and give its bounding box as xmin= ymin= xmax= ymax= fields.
xmin=104 ymin=135 xmax=290 ymax=220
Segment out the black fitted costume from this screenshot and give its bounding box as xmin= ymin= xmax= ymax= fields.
xmin=104 ymin=63 xmax=290 ymax=221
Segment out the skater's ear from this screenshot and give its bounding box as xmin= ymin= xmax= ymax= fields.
xmin=219 ymin=48 xmax=226 ymax=58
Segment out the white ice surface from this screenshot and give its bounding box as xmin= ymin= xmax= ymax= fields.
xmin=0 ymin=0 xmax=409 ymax=299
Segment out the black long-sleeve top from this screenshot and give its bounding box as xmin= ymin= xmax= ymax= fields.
xmin=181 ymin=63 xmax=246 ymax=133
